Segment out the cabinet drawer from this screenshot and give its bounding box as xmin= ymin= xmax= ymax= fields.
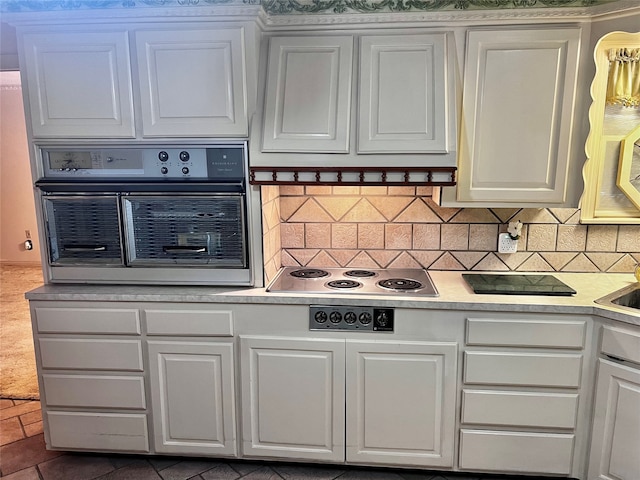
xmin=459 ymin=429 xmax=574 ymax=475
xmin=466 ymin=318 xmax=585 ymax=349
xmin=39 ymin=339 xmax=143 ymax=371
xmin=35 ymin=307 xmax=140 ymax=334
xmin=601 ymin=326 xmax=640 ymax=365
xmin=47 ymin=411 xmax=149 ymax=452
xmin=43 ymin=374 xmax=145 ymax=409
xmin=464 ymin=352 xmax=582 ymax=388
xmin=461 ymin=390 xmax=578 ymax=429
xmin=145 ymin=309 xmax=233 ymax=336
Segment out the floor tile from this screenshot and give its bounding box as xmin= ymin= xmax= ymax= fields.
xmin=12 ymin=400 xmax=31 ymax=406
xmin=200 ymin=464 xmax=242 ymax=480
xmin=107 ymin=455 xmax=142 ymax=469
xmin=0 ymin=401 xmax=40 ymax=421
xmin=0 ymin=399 xmax=14 ymax=410
xmin=228 ymin=461 xmax=264 ymax=476
xmin=240 ymin=466 xmax=284 ymax=480
xmin=18 ymin=409 xmax=42 ymax=426
xmin=274 ymin=464 xmax=345 ymax=480
xmin=0 ymin=416 xmax=25 ymax=446
xmin=0 ymin=466 xmax=41 ymax=480
xmin=158 ymin=460 xmax=221 ymax=480
xmin=336 ymin=470 xmax=406 ymax=480
xmin=23 ymin=420 xmax=43 ymax=437
xmin=38 ymin=454 xmax=115 ymax=480
xmin=0 ymin=433 xmax=64 ymax=476
xmin=148 ymin=458 xmax=182 ymax=470
xmin=94 ymin=460 xmax=162 ymax=480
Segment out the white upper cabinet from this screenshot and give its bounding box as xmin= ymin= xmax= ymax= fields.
xmin=21 ymin=30 xmax=135 ymax=138
xmin=253 ymin=31 xmax=457 ymax=168
xmin=444 ymin=27 xmax=581 ymax=206
xmin=19 ymin=25 xmax=253 ymax=139
xmin=261 ymin=36 xmax=353 ymax=153
xmin=358 ymin=34 xmax=448 ymax=153
xmin=135 ymin=28 xmax=248 ymax=137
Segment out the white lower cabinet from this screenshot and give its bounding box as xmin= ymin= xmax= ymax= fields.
xmin=240 ymin=336 xmax=457 ymax=467
xmin=588 ymin=324 xmax=640 ymax=480
xmin=147 ymin=341 xmax=237 ymax=456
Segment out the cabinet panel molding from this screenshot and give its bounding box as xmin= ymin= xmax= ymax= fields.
xmin=148 ymin=341 xmax=236 ymax=455
xmin=240 ymin=336 xmax=345 ymax=461
xmin=47 ymin=411 xmax=149 ymax=452
xmin=460 ymin=429 xmax=574 ymax=475
xmin=261 ymin=36 xmax=353 ymax=153
xmin=35 ymin=307 xmax=140 ymax=334
xmin=346 ymin=340 xmax=457 ymax=467
xmin=135 ymin=28 xmax=248 ymax=137
xmin=43 ymin=374 xmax=146 ymax=409
xmin=21 ymin=30 xmax=135 ymax=138
xmin=39 ymin=338 xmax=143 ymax=371
xmin=358 ymin=34 xmax=448 ymax=153
xmin=464 ymin=351 xmax=583 ymax=388
xmin=145 ymin=309 xmax=233 ymax=336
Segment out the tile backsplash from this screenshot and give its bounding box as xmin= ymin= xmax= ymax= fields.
xmin=261 ymin=186 xmax=640 ymax=284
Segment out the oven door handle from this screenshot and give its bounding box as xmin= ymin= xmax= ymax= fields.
xmin=64 ymin=245 xmax=107 ymax=252
xmin=163 ymin=246 xmax=208 ymax=254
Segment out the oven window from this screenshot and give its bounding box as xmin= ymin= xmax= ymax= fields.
xmin=43 ymin=196 xmax=123 ymax=265
xmin=122 ymin=195 xmax=247 ymax=267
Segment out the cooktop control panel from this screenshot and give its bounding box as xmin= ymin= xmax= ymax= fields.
xmin=309 ymin=305 xmax=394 ymax=332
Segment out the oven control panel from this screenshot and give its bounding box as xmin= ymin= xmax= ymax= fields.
xmin=309 ymin=305 xmax=394 ymax=332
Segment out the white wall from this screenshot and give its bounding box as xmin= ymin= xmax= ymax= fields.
xmin=0 ymin=71 xmax=41 ymax=265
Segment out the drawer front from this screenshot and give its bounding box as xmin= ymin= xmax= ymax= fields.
xmin=47 ymin=411 xmax=149 ymax=452
xmin=466 ymin=318 xmax=585 ymax=349
xmin=35 ymin=307 xmax=140 ymax=334
xmin=601 ymin=326 xmax=640 ymax=365
xmin=43 ymin=374 xmax=145 ymax=409
xmin=461 ymin=389 xmax=578 ymax=429
xmin=464 ymin=352 xmax=582 ymax=388
xmin=39 ymin=339 xmax=143 ymax=371
xmin=145 ymin=309 xmax=233 ymax=336
xmin=459 ymin=429 xmax=574 ymax=475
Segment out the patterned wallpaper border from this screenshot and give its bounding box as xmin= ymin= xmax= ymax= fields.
xmin=261 ymin=185 xmax=640 ymax=283
xmin=0 ymin=0 xmax=619 ymax=14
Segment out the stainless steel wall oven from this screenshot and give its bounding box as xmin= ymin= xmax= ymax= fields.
xmin=34 ymin=143 xmax=263 ymax=286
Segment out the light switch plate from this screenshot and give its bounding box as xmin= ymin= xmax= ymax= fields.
xmin=498 ymin=233 xmax=518 ymax=253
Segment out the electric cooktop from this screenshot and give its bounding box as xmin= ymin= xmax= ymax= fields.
xmin=267 ymin=267 xmax=439 ymax=297
xmin=462 ymin=274 xmax=576 ymax=296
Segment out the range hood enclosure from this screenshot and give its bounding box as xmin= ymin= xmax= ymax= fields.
xmin=249 ymin=31 xmax=458 ymax=181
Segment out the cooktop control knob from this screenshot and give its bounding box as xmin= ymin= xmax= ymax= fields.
xmin=314 ymin=311 xmax=327 ymax=324
xmin=329 ymin=311 xmax=342 ymax=323
xmin=158 ymin=151 xmax=169 ymax=162
xmin=359 ymin=312 xmax=372 ymax=325
xmin=344 ymin=311 xmax=357 ymax=324
xmin=179 ymin=151 xmax=190 ymax=162
xmin=376 ymin=311 xmax=389 ymax=327
xmin=160 ymin=167 xmax=168 ymax=175
xmin=182 ymin=167 xmax=189 ymax=175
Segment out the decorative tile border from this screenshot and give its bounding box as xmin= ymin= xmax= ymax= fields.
xmin=262 ymin=186 xmax=640 ymax=277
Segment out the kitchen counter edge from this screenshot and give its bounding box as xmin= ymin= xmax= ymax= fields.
xmin=25 ymin=271 xmax=640 ymax=326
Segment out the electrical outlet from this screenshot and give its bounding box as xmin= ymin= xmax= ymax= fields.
xmin=498 ymin=233 xmax=518 ymax=253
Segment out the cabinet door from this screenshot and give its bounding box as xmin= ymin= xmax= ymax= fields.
xmin=21 ymin=31 xmax=135 ymax=138
xmin=588 ymin=359 xmax=640 ymax=480
xmin=358 ymin=34 xmax=449 ymax=153
xmin=261 ymin=36 xmax=353 ymax=153
xmin=346 ymin=340 xmax=457 ymax=467
xmin=454 ymin=28 xmax=580 ymax=204
xmin=240 ymin=336 xmax=345 ymax=461
xmin=136 ymin=28 xmax=248 ymax=137
xmin=148 ymin=341 xmax=236 ymax=456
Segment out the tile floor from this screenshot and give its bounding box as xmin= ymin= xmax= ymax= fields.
xmin=0 ymin=399 xmax=568 ymax=480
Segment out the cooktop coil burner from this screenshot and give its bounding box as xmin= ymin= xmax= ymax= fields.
xmin=344 ymin=270 xmax=377 ymax=278
xmin=267 ymin=267 xmax=438 ymax=297
xmin=377 ymin=278 xmax=423 ymax=291
xmin=289 ymin=268 xmax=329 ymax=279
xmin=326 ymin=279 xmax=362 ymax=289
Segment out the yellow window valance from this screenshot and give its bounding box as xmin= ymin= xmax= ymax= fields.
xmin=607 ymin=48 xmax=640 ymax=108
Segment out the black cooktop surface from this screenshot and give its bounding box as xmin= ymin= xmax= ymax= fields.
xmin=462 ymin=274 xmax=576 ymax=296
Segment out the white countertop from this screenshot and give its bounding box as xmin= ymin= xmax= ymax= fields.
xmin=26 ymin=271 xmax=640 ymax=326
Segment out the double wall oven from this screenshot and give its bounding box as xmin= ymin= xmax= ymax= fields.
xmin=34 ymin=143 xmax=262 ymax=286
